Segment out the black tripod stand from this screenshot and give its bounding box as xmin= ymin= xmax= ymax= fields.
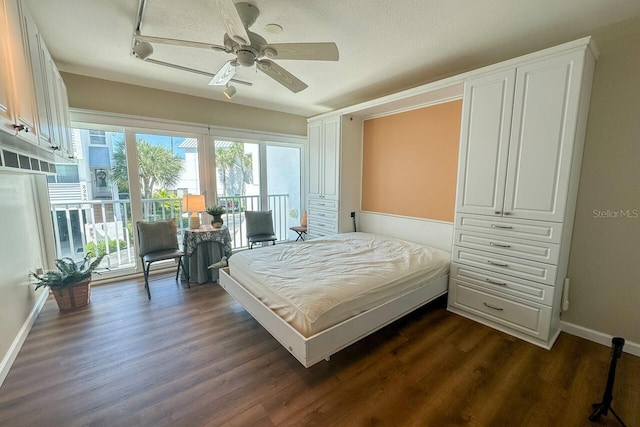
xmin=589 ymin=337 xmax=626 ymax=426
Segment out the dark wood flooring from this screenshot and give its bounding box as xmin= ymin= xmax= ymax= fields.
xmin=1 ymin=274 xmax=638 ymax=426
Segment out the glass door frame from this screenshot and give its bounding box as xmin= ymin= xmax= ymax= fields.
xmin=209 ymin=128 xmax=306 ymax=210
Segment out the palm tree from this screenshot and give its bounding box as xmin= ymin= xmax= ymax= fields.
xmin=215 ymin=142 xmax=253 ymax=197
xmin=111 ymin=140 xmax=183 ymax=198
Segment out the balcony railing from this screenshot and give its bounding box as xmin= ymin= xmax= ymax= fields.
xmin=49 ymin=193 xmax=292 ymax=271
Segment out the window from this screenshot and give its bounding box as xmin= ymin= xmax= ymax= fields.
xmin=89 ymin=129 xmax=106 ymax=145
xmin=49 ymin=110 xmax=305 ymax=280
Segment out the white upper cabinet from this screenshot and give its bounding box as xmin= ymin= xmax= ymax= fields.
xmin=0 ymin=0 xmax=39 ymax=145
xmin=321 ymin=116 xmax=340 ymax=201
xmin=0 ymin=0 xmax=71 ymax=160
xmin=456 ymin=69 xmax=516 ymax=217
xmin=308 ymin=120 xmax=323 ymax=199
xmin=503 ymin=52 xmax=585 ymax=222
xmin=457 ymin=50 xmax=587 ymax=222
xmin=308 ymin=115 xmax=341 ymax=201
xmin=53 ymin=68 xmax=72 ymax=158
xmin=0 ymin=1 xmax=13 ymax=132
xmin=22 ymin=9 xmax=52 ymax=146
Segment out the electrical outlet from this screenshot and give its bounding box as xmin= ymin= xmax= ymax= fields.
xmin=36 ymin=267 xmax=44 ymax=275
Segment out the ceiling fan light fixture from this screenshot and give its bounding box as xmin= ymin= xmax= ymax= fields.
xmin=133 ymin=41 xmax=154 ymax=60
xmin=224 ymin=85 xmax=237 ymax=100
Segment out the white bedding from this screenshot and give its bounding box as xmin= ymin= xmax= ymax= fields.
xmin=229 ymin=232 xmax=450 ymax=337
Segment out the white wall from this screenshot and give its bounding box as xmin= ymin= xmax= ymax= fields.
xmin=61 ymin=72 xmax=308 ymax=137
xmin=562 ymin=16 xmax=640 ymax=344
xmin=0 ymin=172 xmax=49 ymax=385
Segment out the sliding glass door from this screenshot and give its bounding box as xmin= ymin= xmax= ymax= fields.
xmin=267 ymin=145 xmax=302 ymax=242
xmin=47 ymin=126 xmax=203 ymax=277
xmin=213 ymin=139 xmax=302 ymax=248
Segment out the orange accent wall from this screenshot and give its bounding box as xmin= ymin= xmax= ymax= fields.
xmin=361 ymin=100 xmax=462 ymax=222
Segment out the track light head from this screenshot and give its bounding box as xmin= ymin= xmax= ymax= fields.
xmin=224 ymin=85 xmax=237 ymax=100
xmin=133 ymin=41 xmax=154 ymax=60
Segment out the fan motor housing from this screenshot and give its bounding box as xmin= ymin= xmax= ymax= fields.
xmin=236 ymin=49 xmax=256 ymax=67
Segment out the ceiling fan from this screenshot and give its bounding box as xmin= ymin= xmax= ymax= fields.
xmin=132 ymin=0 xmax=339 ymax=96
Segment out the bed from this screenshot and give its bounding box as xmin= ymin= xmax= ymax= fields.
xmin=219 ymin=232 xmax=450 ymax=367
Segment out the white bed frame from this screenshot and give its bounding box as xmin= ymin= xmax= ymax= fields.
xmin=219 ymin=268 xmax=448 ymax=368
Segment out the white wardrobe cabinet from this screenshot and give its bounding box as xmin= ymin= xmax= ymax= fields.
xmin=449 ymin=39 xmax=597 ymax=349
xmin=456 ymin=50 xmax=587 ymax=223
xmin=306 ymin=114 xmax=361 ymax=239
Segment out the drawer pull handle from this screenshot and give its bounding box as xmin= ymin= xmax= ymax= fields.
xmin=487 ymin=260 xmax=509 ymax=268
xmin=486 ymin=278 xmax=507 ymax=286
xmin=494 ymin=211 xmax=502 ymax=215
xmin=491 ymin=224 xmax=513 ymax=229
xmin=490 ymin=242 xmax=511 ymax=248
xmin=483 ymin=302 xmax=504 ymax=311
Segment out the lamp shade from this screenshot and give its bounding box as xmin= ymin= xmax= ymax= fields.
xmin=182 ymin=195 xmax=205 ymax=213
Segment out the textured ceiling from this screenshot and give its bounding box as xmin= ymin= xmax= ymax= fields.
xmin=23 ymin=0 xmax=640 ymax=117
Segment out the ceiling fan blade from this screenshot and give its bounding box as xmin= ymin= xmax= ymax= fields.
xmin=208 ymin=60 xmax=237 ymax=86
xmin=257 ymin=59 xmax=308 ymax=93
xmin=215 ymin=0 xmax=251 ymax=45
xmin=262 ymin=42 xmax=339 ymax=61
xmin=134 ymin=33 xmax=227 ymax=52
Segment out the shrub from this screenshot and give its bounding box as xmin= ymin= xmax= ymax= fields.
xmin=86 ymin=239 xmax=128 ymax=257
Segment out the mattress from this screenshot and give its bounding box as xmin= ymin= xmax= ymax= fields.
xmin=229 ymin=232 xmax=450 ymax=337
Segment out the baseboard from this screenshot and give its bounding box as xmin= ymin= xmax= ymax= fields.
xmin=0 ymin=290 xmax=49 ymax=388
xmin=560 ymin=321 xmax=640 ymax=357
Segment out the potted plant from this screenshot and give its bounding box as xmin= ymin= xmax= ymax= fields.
xmin=206 ymin=205 xmax=226 ymax=228
xmin=31 ymin=254 xmax=105 ymax=311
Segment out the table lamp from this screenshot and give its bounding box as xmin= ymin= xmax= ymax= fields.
xmin=182 ymin=194 xmax=205 ymax=229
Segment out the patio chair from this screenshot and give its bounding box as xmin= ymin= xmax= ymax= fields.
xmin=289 ymin=210 xmax=307 ymax=241
xmin=245 ymin=210 xmax=277 ymax=249
xmin=136 ymin=218 xmax=189 ymax=299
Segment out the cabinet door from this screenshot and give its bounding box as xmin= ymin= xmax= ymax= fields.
xmin=41 ymin=44 xmax=62 ymax=150
xmin=307 ymin=120 xmax=323 ymax=199
xmin=22 ymin=10 xmax=52 ymax=146
xmin=55 ymin=70 xmax=72 ymax=157
xmin=321 ymin=116 xmax=340 ymax=201
xmin=0 ymin=0 xmax=13 ymax=133
xmin=2 ymin=0 xmax=38 ymax=144
xmin=456 ymin=69 xmax=516 ymax=216
xmin=503 ymin=52 xmax=585 ymax=222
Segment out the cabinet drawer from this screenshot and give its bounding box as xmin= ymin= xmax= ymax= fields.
xmin=308 ymin=216 xmax=338 ymax=235
xmin=453 ymin=230 xmax=560 ymax=265
xmin=308 ymin=198 xmax=339 ymax=211
xmin=450 ymin=263 xmax=554 ymax=306
xmin=449 ymin=280 xmax=551 ymax=340
xmin=452 ymin=246 xmax=557 ymax=286
xmin=456 ymin=213 xmax=562 ymax=244
xmin=308 ymin=209 xmax=338 ymax=223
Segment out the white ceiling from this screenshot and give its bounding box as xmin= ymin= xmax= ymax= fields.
xmin=24 ymin=0 xmax=640 ymax=117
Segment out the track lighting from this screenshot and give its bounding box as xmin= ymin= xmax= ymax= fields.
xmin=133 ymin=41 xmax=154 ymax=60
xmin=224 ymin=85 xmax=237 ymax=100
